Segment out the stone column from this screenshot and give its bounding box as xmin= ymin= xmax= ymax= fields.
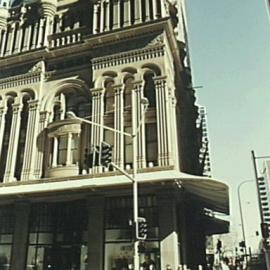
xmin=133 ymin=81 xmax=146 ymax=169
xmin=90 ymin=88 xmax=104 ymax=173
xmin=33 ymin=111 xmax=50 ymax=179
xmin=0 ymin=106 xmax=7 ymax=159
xmin=112 ymin=0 xmax=120 ymax=29
xmin=4 ymin=101 xmax=23 ymax=182
xmin=52 ymin=136 xmax=58 ymax=167
xmin=37 ymin=18 xmax=45 ymax=48
xmin=6 ymin=23 xmax=15 ymax=55
xmin=93 ymin=3 xmax=100 ymax=34
xmin=31 ymin=21 xmax=39 ymax=49
xmin=113 ymin=85 xmax=124 ymax=167
xmin=22 ymin=24 xmax=31 ymax=52
xmin=0 ymin=28 xmax=6 ymax=56
xmin=154 ymin=76 xmax=172 ymax=166
xmin=11 ymin=202 xmax=30 ymax=270
xmin=66 ymin=132 xmax=73 ymax=165
xmin=103 ymin=0 xmax=109 ymax=31
xmin=144 ymin=0 xmax=150 ymax=21
xmin=152 ymin=0 xmax=159 ymax=19
xmin=87 ymin=196 xmax=104 ymax=270
xmin=158 ymin=192 xmax=180 ymax=270
xmin=21 ymin=100 xmax=40 ymax=181
xmin=14 ymin=23 xmax=23 ymax=53
xmin=100 ymin=0 xmax=105 ymax=32
xmin=123 ymin=0 xmax=131 ymax=27
xmin=134 ymin=0 xmax=142 ymax=23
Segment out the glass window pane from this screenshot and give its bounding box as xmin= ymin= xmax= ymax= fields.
xmin=57 ymin=136 xmax=68 ymax=165
xmin=0 ymin=245 xmax=11 ymax=270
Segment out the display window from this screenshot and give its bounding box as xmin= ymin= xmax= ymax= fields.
xmin=104 ymin=196 xmax=160 ymax=270
xmin=26 ymin=201 xmax=88 ymax=270
xmin=0 ymin=206 xmax=14 ymax=270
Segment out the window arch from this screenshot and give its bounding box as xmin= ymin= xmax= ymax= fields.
xmin=52 ymin=89 xmax=91 ymax=121
xmin=0 ymin=98 xmax=14 ymax=181
xmin=104 ymin=80 xmax=115 ymax=114
xmin=15 ymin=94 xmax=31 ymax=180
xmin=143 ymin=72 xmax=156 ymax=108
xmin=123 ymin=76 xmax=134 ymax=111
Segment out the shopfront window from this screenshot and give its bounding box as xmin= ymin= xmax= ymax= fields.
xmin=27 ymin=201 xmax=88 ymax=270
xmin=104 ymin=196 xmax=160 ymax=270
xmin=0 ymin=206 xmax=14 ymax=270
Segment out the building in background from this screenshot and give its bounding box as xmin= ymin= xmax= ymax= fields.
xmin=0 ymin=0 xmax=229 ymax=269
xmin=260 ymin=161 xmax=270 ymax=238
xmin=197 ymin=106 xmax=212 ymax=177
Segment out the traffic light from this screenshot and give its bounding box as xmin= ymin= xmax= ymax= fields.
xmin=100 ymin=142 xmax=112 ymax=167
xmin=136 ymin=217 xmax=148 ymax=240
xmin=261 ymin=223 xmax=269 ymax=238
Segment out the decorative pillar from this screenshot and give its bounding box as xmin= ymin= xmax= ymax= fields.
xmin=100 ymin=0 xmax=105 ymax=32
xmin=22 ymin=24 xmax=31 ymax=52
xmin=6 ymin=23 xmax=15 ymax=55
xmin=154 ymin=76 xmax=172 ymax=166
xmin=11 ymin=202 xmax=30 ymax=270
xmin=87 ymin=196 xmax=105 ymax=270
xmin=103 ymin=0 xmax=109 ymax=31
xmin=112 ymin=0 xmax=120 ymax=29
xmin=123 ymin=0 xmax=130 ymax=27
xmin=21 ymin=100 xmax=40 ymax=181
xmin=152 ymin=0 xmax=159 ymax=19
xmin=0 ymin=106 xmax=7 ymax=159
xmin=31 ymin=21 xmax=39 ymax=49
xmin=4 ymin=101 xmax=23 ymax=182
xmin=90 ymin=88 xmax=104 ymax=173
xmin=144 ymin=0 xmax=150 ymax=21
xmin=158 ymin=192 xmax=180 ymax=270
xmin=93 ymin=3 xmax=100 ymax=34
xmin=14 ymin=23 xmax=23 ymax=53
xmin=66 ymin=132 xmax=73 ymax=165
xmin=52 ymin=136 xmax=58 ymax=167
xmin=113 ymin=85 xmax=124 ymax=167
xmin=134 ymin=0 xmax=142 ymax=23
xmin=33 ymin=111 xmax=50 ymax=179
xmin=0 ymin=28 xmax=6 ymax=56
xmin=37 ymin=18 xmax=45 ymax=48
xmin=133 ymin=81 xmax=146 ymax=168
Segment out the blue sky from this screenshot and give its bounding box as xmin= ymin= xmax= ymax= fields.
xmin=186 ymin=0 xmax=270 ymax=250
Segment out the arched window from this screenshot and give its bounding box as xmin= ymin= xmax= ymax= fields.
xmin=145 ymin=122 xmax=158 ymax=166
xmin=124 ymin=77 xmax=133 ymax=111
xmin=0 ymin=99 xmax=13 ymax=181
xmin=104 ymin=82 xmax=115 ymax=114
xmin=52 ymin=90 xmax=91 ymax=121
xmin=143 ymin=73 xmax=156 ymax=108
xmin=15 ymin=95 xmax=30 ymax=180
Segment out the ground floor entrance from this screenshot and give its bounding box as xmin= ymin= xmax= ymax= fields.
xmin=0 ymin=188 xmax=228 ymax=270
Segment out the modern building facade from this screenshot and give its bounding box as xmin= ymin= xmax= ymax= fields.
xmin=0 ymin=0 xmax=229 ymax=269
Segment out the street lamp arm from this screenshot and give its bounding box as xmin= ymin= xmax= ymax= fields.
xmin=66 ymin=111 xmax=132 ymax=137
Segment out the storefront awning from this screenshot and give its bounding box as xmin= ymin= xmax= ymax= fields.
xmin=0 ymin=169 xmax=229 ymax=214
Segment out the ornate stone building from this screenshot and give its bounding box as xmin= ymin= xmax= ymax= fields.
xmin=0 ymin=0 xmax=229 ymax=269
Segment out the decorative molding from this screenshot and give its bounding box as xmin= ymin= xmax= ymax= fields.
xmin=92 ymin=45 xmax=164 ymax=70
xmin=0 ymin=71 xmax=41 ymax=89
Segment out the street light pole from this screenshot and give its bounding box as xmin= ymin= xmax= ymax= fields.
xmin=237 ymin=180 xmax=254 ymax=259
